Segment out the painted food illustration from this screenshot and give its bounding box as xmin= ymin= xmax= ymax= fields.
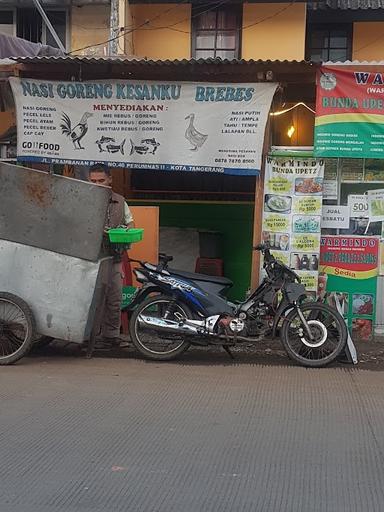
xmin=295 ymin=178 xmax=323 ymax=195
xmin=265 ymin=194 xmax=292 ymax=213
xmin=293 ymin=215 xmax=321 ymax=233
xmin=262 ymin=231 xmax=290 ymax=251
xmin=352 ymin=294 xmax=373 ymax=315
xmin=352 ymin=318 xmax=372 ymax=341
xmin=370 ymin=199 xmax=384 ymax=217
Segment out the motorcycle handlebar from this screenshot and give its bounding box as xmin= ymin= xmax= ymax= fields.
xmin=253 ymin=243 xmax=275 ymax=263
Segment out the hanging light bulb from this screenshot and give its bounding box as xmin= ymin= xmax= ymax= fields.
xmin=287 ymin=125 xmax=295 ymax=138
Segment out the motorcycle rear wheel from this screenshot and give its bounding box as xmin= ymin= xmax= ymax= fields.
xmin=130 ymin=295 xmax=192 ymax=361
xmin=280 ymin=302 xmax=347 ymax=368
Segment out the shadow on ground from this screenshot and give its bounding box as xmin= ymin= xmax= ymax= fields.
xmin=28 ymin=337 xmax=384 ymax=370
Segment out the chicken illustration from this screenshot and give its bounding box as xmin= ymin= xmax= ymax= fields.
xmin=60 ymin=112 xmax=93 ymax=150
xmin=185 ymin=113 xmax=208 ymax=151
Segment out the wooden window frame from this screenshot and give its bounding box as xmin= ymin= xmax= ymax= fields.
xmin=191 ymin=4 xmax=242 ymax=60
xmin=306 ymin=23 xmax=353 ymax=62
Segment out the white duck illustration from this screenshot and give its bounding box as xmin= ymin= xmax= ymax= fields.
xmin=185 ymin=114 xmax=208 ymax=151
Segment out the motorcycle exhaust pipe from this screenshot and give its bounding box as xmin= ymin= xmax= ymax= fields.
xmin=138 ymin=314 xmax=200 ymax=335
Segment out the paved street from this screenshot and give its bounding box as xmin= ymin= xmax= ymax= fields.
xmin=2 ymin=348 xmax=384 ymax=511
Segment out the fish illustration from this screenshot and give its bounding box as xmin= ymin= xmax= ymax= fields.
xmin=130 ymin=138 xmax=160 ymax=156
xmin=95 ymin=136 xmax=125 ymax=155
xmin=107 ymin=139 xmax=125 ymax=154
xmin=96 ymin=136 xmax=115 ymax=152
xmin=140 ymin=138 xmax=160 ymax=154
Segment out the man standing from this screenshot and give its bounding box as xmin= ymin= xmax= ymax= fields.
xmin=89 ymin=164 xmax=133 ymax=349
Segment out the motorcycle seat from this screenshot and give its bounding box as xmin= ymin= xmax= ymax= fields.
xmin=169 ymin=268 xmax=233 ymax=287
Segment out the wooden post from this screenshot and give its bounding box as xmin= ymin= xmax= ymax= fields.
xmin=250 ymin=117 xmax=271 ymax=289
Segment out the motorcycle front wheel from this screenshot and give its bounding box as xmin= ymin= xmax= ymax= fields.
xmin=280 ymin=302 xmax=347 ymax=368
xmin=129 ymin=295 xmax=192 ymax=361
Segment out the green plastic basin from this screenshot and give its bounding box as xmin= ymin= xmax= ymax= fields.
xmin=108 ymin=228 xmax=144 ymax=244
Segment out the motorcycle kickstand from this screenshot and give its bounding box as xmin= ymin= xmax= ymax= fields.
xmin=222 ymin=345 xmax=235 ymax=360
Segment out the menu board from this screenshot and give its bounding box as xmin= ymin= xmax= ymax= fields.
xmin=365 ymin=159 xmax=384 ymax=182
xmin=263 ymin=156 xmax=325 ymax=292
xmin=340 ymin=158 xmax=364 ymax=182
xmin=319 ymin=235 xmax=379 ymax=341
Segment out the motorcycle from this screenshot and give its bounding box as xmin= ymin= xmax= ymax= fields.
xmin=127 ymin=244 xmax=347 ymax=367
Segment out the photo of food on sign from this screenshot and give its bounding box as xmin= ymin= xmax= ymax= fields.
xmin=290 ymin=253 xmax=318 ymax=271
xmin=352 ymin=318 xmax=373 ymax=342
xmin=294 ymin=177 xmax=323 ymax=195
xmin=352 ymin=294 xmax=373 ymax=316
xmin=262 ymin=231 xmax=290 ymax=251
xmin=293 ymin=215 xmax=321 ymax=234
xmin=264 ymin=194 xmax=292 ymax=213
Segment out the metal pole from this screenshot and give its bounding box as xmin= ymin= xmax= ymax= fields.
xmin=109 ymin=0 xmax=119 ymax=56
xmin=32 ymin=0 xmax=66 ymax=53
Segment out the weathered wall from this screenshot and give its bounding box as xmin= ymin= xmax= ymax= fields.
xmin=71 ymin=5 xmax=110 ymax=55
xmin=130 ymin=3 xmax=191 ymax=60
xmin=352 ymin=22 xmax=384 ymax=61
xmin=242 ymin=3 xmax=306 ymax=61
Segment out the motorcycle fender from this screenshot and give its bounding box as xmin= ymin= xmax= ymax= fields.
xmin=272 ymin=301 xmax=295 ymax=337
xmin=121 ymin=285 xmax=163 ymax=312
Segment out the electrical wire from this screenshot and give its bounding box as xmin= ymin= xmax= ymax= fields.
xmin=69 ymin=0 xmax=294 ymax=55
xmin=68 ymin=0 xmax=230 ymax=55
xmin=136 ymin=0 xmax=297 ymax=35
xmin=68 ymin=0 xmax=193 ymax=54
xmin=353 ymin=33 xmax=384 ymax=58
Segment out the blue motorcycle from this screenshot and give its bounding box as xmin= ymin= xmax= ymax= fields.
xmin=127 ymin=245 xmax=347 ymax=367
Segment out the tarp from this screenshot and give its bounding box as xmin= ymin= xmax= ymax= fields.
xmin=10 ymin=78 xmax=277 ymax=176
xmin=0 ymin=33 xmax=63 ymax=59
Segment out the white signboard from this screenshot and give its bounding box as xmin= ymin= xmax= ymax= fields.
xmin=323 ymin=179 xmax=338 ymax=200
xmin=368 ymin=189 xmax=384 ymax=221
xmin=10 ymin=78 xmax=277 ymax=175
xmin=348 ymin=194 xmax=369 ymax=218
xmin=262 ymin=156 xmax=324 ymax=292
xmin=321 ymin=205 xmax=350 ymax=229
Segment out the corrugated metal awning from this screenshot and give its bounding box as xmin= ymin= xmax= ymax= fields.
xmin=12 ymin=56 xmax=317 ymax=102
xmin=15 ymin=55 xmax=313 ymax=67
xmin=309 ymin=0 xmax=384 ymax=8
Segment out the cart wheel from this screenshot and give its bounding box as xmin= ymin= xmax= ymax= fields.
xmin=0 ymin=292 xmax=35 ymax=365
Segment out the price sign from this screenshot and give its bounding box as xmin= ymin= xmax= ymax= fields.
xmin=348 ymin=194 xmax=369 ymax=218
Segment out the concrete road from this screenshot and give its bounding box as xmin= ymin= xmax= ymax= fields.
xmin=1 ymin=349 xmax=384 ymax=511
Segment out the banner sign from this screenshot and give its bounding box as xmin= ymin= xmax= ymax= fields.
xmin=367 ymin=188 xmax=384 ymax=221
xmin=262 ymin=156 xmax=324 ymax=292
xmin=319 ymin=235 xmax=379 ymax=340
xmin=323 ymin=179 xmax=338 ymax=200
xmin=321 ymin=205 xmax=349 ymax=229
xmin=9 ymin=78 xmax=277 ymax=175
xmin=314 ymin=66 xmax=384 ymax=159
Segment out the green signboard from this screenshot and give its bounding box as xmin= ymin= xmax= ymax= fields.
xmin=319 ymin=235 xmax=379 ymax=341
xmin=314 ymin=66 xmax=384 ymax=159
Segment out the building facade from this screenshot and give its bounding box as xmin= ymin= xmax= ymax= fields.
xmin=0 ymin=0 xmax=383 ymax=62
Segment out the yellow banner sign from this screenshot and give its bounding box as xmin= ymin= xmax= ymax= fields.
xmin=292 ymin=234 xmax=320 ymax=252
xmin=293 ymin=197 xmax=322 ymax=215
xmin=263 ymin=213 xmax=290 ymax=233
xmin=266 ymin=176 xmax=292 ymax=194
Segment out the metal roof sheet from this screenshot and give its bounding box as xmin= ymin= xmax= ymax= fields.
xmin=309 ymin=0 xmax=384 ymax=8
xmin=15 ymin=56 xmax=313 ymax=67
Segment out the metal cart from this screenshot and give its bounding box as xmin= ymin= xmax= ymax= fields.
xmin=0 ymin=162 xmax=113 ymax=365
